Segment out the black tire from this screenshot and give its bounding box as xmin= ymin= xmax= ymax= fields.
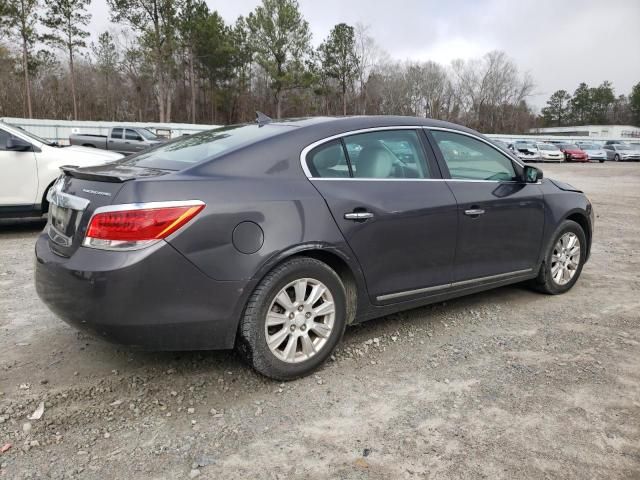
xmin=599 ymin=159 xmax=605 ymax=163
xmin=614 ymin=154 xmax=620 ymax=162
xmin=531 ymin=220 xmax=587 ymax=295
xmin=82 ymin=144 xmax=96 ymax=148
xmin=237 ymin=257 xmax=347 ymax=380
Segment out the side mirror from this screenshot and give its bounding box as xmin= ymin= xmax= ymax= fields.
xmin=6 ymin=136 xmax=33 ymax=152
xmin=524 ymin=165 xmax=543 ymax=183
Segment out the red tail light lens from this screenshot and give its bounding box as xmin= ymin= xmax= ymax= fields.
xmin=84 ymin=201 xmax=205 ymax=250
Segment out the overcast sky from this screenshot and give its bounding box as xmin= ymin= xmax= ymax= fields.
xmin=88 ymin=0 xmax=640 ymax=110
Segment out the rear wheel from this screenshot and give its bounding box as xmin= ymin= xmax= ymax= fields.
xmin=599 ymin=159 xmax=605 ymax=163
xmin=531 ymin=220 xmax=586 ymax=295
xmin=237 ymin=257 xmax=347 ymax=380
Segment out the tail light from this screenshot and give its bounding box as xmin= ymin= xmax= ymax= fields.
xmin=83 ymin=200 xmax=205 ymax=251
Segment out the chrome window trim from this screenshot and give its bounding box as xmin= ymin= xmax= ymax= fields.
xmin=299 ymin=124 xmax=526 ymax=181
xmin=299 ymin=126 xmax=425 ymax=179
xmin=376 ymin=268 xmax=533 ymax=302
xmin=425 ymin=126 xmax=526 ymax=168
xmin=309 ymin=177 xmax=527 ymax=183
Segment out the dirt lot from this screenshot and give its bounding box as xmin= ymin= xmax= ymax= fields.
xmin=0 ymin=162 xmax=639 ymax=479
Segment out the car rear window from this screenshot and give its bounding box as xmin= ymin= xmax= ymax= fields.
xmin=118 ymin=124 xmax=288 ymax=170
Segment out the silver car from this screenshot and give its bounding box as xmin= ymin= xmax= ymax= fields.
xmin=510 ymin=141 xmax=542 ymax=162
xmin=603 ymin=144 xmax=640 ymax=162
xmin=576 ymin=142 xmax=607 ymax=163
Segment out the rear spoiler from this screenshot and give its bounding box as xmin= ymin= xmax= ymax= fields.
xmin=61 ymin=165 xmax=130 ymax=183
xmin=60 ymin=165 xmax=171 ymax=183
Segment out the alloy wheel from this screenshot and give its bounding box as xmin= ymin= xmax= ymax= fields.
xmin=264 ymin=278 xmax=335 ymax=363
xmin=551 ymin=232 xmax=581 ymax=286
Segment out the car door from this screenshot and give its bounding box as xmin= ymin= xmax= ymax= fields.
xmin=108 ymin=128 xmax=125 ymax=153
xmin=304 ymin=128 xmax=458 ymax=303
xmin=0 ymin=128 xmax=38 ymax=207
xmin=124 ymin=129 xmax=146 ymax=153
xmin=428 ymin=128 xmax=544 ymax=282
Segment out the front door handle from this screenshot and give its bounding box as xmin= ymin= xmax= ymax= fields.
xmin=344 ymin=212 xmax=374 ymax=221
xmin=464 ymin=208 xmax=485 ymax=217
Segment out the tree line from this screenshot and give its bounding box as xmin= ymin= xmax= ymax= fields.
xmin=541 ymin=81 xmax=640 ymax=127
xmin=3 ymin=0 xmax=629 ymax=133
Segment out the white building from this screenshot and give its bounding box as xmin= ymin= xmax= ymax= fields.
xmin=530 ymin=125 xmax=640 ymax=140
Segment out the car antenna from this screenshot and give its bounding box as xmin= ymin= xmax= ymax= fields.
xmin=255 ymin=111 xmax=272 ymax=126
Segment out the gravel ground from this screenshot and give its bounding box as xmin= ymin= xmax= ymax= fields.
xmin=0 ymin=162 xmax=639 ymax=479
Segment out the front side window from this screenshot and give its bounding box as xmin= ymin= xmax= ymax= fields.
xmin=344 ymin=130 xmax=431 ymax=179
xmin=432 ymin=130 xmax=517 ymax=181
xmin=125 ymin=129 xmax=143 ymax=141
xmin=306 ymin=140 xmax=350 ymax=178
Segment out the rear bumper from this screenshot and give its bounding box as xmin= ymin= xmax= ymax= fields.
xmin=35 ymin=233 xmax=248 ymax=350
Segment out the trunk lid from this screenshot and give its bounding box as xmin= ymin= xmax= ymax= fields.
xmin=46 ymin=166 xmax=171 ymax=257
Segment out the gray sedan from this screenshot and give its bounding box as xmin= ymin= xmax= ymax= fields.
xmin=604 ymin=144 xmax=640 ymax=161
xmin=35 ymin=116 xmax=594 ymax=379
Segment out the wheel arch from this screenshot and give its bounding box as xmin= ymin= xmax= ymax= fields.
xmin=248 ymin=243 xmax=367 ymax=326
xmin=565 ymin=211 xmax=592 ymax=259
xmin=40 ymin=179 xmax=57 ymax=213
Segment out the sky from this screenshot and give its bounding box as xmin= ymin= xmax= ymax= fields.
xmin=88 ymin=0 xmax=640 ymax=111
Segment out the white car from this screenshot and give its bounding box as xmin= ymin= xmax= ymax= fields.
xmin=0 ymin=122 xmax=123 ymax=218
xmin=535 ymin=142 xmax=564 ymax=162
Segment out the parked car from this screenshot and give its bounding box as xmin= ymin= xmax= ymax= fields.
xmin=604 ymin=143 xmax=640 ymax=161
xmin=556 ymin=143 xmax=588 ymax=162
xmin=510 ymin=140 xmax=542 ymax=162
xmin=35 ymin=116 xmax=594 ymax=380
xmin=69 ymin=126 xmax=166 ymax=155
xmin=0 ymin=121 xmax=122 ymax=218
xmin=535 ymin=143 xmax=564 ymax=162
xmin=576 ymin=142 xmax=607 ymax=162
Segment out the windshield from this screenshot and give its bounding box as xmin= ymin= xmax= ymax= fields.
xmin=138 ymin=128 xmax=158 ymax=140
xmin=579 ymin=144 xmax=598 ymax=150
xmin=7 ymin=124 xmax=54 ymax=146
xmin=118 ymin=124 xmax=288 ymax=170
xmin=537 ymin=143 xmax=559 ymax=151
xmin=514 ymin=142 xmax=535 ymax=149
xmin=616 ymin=145 xmax=632 ymax=150
xmin=560 ymin=144 xmax=579 ymax=149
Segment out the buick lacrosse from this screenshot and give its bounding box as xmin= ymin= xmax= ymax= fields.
xmin=35 ymin=116 xmax=593 ymax=379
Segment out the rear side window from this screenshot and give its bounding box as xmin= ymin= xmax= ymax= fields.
xmin=0 ymin=129 xmax=9 ymax=151
xmin=111 ymin=128 xmax=123 ymax=139
xmin=344 ymin=130 xmax=431 ymax=179
xmin=432 ymin=130 xmax=517 ymax=181
xmin=306 ymin=140 xmax=350 ymax=178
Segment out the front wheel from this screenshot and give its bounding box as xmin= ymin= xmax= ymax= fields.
xmin=614 ymin=154 xmax=620 ymax=162
xmin=531 ymin=220 xmax=587 ymax=295
xmin=237 ymin=257 xmax=347 ymax=380
xmin=599 ymin=159 xmax=605 ymax=163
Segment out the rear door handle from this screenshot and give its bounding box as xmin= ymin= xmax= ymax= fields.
xmin=344 ymin=212 xmax=374 ymax=221
xmin=464 ymin=208 xmax=485 ymax=217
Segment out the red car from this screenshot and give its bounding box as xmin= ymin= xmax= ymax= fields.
xmin=557 ymin=143 xmax=589 ymax=162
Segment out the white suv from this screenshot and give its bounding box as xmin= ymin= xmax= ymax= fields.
xmin=0 ymin=122 xmax=122 ymax=218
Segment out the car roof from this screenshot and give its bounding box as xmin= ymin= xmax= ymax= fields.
xmin=267 ymin=115 xmax=480 ymax=135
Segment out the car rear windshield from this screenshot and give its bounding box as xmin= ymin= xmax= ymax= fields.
xmin=117 ymin=124 xmax=287 ymax=170
xmin=538 ymin=143 xmax=559 ymax=151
